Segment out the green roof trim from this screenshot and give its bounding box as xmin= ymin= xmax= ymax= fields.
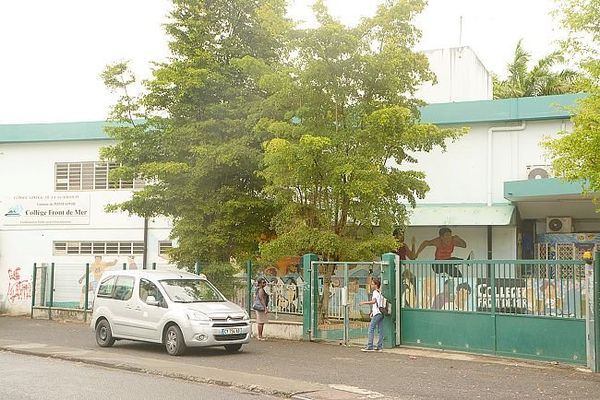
xmin=504 ymin=178 xmax=588 ymax=202
xmin=408 ymin=203 xmax=515 ymax=226
xmin=420 ymin=93 xmax=587 ymax=125
xmin=0 ymin=94 xmax=587 ymax=143
xmin=0 ymin=121 xmax=111 ymax=143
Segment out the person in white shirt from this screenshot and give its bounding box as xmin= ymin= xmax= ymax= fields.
xmin=359 ymin=277 xmax=384 ymax=352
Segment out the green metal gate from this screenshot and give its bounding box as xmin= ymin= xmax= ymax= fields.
xmin=398 ymin=259 xmax=588 ymax=365
xmin=302 ymin=254 xmax=391 ymax=346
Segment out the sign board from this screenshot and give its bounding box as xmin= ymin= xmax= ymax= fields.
xmin=476 ymin=278 xmax=528 ymax=313
xmin=2 ymin=194 xmax=90 ymax=225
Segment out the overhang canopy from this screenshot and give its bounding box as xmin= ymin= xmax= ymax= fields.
xmin=407 ymin=204 xmax=515 ymax=226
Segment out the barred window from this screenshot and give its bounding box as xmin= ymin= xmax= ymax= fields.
xmin=159 ymin=240 xmax=173 ymax=257
xmin=55 ymin=161 xmax=145 ymax=191
xmin=53 ymin=241 xmax=145 ymax=256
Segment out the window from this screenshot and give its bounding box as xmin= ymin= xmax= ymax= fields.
xmin=139 ymin=279 xmax=166 ymax=307
xmin=113 ymin=276 xmax=135 ymax=301
xmin=97 ymin=276 xmax=116 ymax=298
xmin=55 ymin=161 xmax=145 ymax=191
xmin=159 ymin=241 xmax=173 ymax=257
xmin=53 ymin=241 xmax=145 ymax=256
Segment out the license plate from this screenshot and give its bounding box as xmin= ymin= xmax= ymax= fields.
xmin=221 ymin=328 xmax=242 ymax=335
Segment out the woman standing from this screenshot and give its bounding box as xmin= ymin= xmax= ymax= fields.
xmin=254 ymin=278 xmax=269 ymax=341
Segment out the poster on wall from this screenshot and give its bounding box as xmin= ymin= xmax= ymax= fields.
xmin=1 ymin=194 xmax=90 ymax=225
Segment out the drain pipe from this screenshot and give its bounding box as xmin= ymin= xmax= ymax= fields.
xmin=487 ymin=121 xmax=527 ymax=206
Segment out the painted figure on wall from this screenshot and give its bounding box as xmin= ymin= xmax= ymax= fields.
xmin=79 ymin=256 xmax=117 ymax=308
xmin=7 ymin=267 xmax=32 ymax=304
xmin=455 ymin=282 xmax=472 ymax=311
xmin=127 ymin=256 xmax=138 ymax=270
xmin=393 ymin=228 xmax=416 ymax=261
xmin=416 ymin=227 xmax=468 ymax=277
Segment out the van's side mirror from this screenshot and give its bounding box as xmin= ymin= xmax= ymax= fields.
xmin=146 ymin=295 xmax=159 ymax=306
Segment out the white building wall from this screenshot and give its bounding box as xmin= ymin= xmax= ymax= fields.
xmin=0 ymin=140 xmax=172 ymax=315
xmin=416 ymin=47 xmax=493 ymax=104
xmin=398 ymin=119 xmax=570 ymax=205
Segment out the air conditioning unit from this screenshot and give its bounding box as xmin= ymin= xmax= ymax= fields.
xmin=527 ymin=165 xmax=552 ymax=180
xmin=546 ymin=217 xmax=572 ymax=233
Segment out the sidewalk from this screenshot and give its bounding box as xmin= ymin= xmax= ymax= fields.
xmin=1 ymin=316 xmax=600 ymax=399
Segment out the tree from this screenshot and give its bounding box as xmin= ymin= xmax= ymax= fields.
xmin=251 ymin=0 xmax=464 ymax=321
xmin=545 ymin=0 xmax=600 ymax=198
xmin=493 ymin=39 xmax=583 ymax=99
xmin=100 ymin=0 xmax=291 ymax=266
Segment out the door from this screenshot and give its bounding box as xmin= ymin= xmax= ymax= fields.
xmin=127 ymin=278 xmax=169 ymax=341
xmin=107 ymin=275 xmax=136 ymax=337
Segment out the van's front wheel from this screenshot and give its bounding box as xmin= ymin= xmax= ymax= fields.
xmin=95 ymin=319 xmax=115 ymax=347
xmin=165 ymin=325 xmax=186 ymax=356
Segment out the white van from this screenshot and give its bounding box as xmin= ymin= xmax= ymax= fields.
xmin=90 ymin=270 xmax=250 ymax=356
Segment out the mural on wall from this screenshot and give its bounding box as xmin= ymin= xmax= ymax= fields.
xmin=78 ymin=256 xmax=118 ymax=308
xmin=401 ymin=273 xmax=587 ymax=318
xmin=7 ymin=267 xmax=32 ymax=304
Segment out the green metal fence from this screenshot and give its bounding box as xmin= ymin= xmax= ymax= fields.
xmin=399 ymin=259 xmax=588 ymax=365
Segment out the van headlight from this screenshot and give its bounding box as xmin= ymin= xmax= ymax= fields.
xmin=243 ymin=310 xmax=250 ymax=320
xmin=186 ymin=310 xmax=210 ymax=321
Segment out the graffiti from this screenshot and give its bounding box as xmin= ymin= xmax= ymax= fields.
xmin=7 ymin=267 xmax=32 ymax=303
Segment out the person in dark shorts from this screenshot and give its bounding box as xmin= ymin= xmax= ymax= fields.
xmin=416 ymin=227 xmax=467 ymax=277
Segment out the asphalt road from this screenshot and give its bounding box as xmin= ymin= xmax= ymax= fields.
xmin=1 ymin=351 xmax=277 ymax=400
xmin=2 ymin=316 xmax=600 ymax=399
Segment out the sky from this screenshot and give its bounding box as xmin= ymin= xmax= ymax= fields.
xmin=0 ymin=0 xmax=566 ymax=124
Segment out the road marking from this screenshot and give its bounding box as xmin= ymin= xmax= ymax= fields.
xmin=329 ymin=384 xmax=385 ymax=398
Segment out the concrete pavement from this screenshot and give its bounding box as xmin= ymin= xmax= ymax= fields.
xmin=1 ymin=316 xmax=600 ymax=399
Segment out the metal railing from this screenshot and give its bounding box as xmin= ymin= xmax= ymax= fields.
xmin=399 ymin=259 xmax=587 ymax=318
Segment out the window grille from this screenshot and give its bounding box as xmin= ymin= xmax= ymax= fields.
xmin=159 ymin=240 xmax=173 ymax=257
xmin=55 ymin=161 xmax=144 ymax=191
xmin=53 ymin=241 xmax=145 ymax=256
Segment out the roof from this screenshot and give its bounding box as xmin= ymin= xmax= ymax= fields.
xmin=419 ymin=93 xmax=587 ymax=125
xmin=0 ymin=94 xmax=587 ymax=143
xmin=102 ymin=269 xmax=203 ymax=280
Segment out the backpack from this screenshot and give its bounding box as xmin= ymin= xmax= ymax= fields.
xmin=377 ymin=290 xmax=390 ymax=316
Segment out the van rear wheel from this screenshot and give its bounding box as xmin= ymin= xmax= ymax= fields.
xmin=95 ymin=319 xmax=115 ymax=347
xmin=224 ymin=344 xmax=242 ymax=352
xmin=165 ymin=325 xmax=186 ymax=356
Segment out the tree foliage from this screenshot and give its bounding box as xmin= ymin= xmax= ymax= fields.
xmin=493 ymin=39 xmax=583 ymax=99
xmin=255 ymin=0 xmax=465 ymax=263
xmin=100 ymin=0 xmax=291 ymax=264
xmin=545 ymin=0 xmax=600 ymax=200
xmin=101 ymin=0 xmax=465 ymax=269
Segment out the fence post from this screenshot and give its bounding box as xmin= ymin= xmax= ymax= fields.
xmin=381 ymin=253 xmax=397 ymax=348
xmin=49 ymin=262 xmax=55 ymax=320
xmin=246 ymin=260 xmax=253 ymax=316
xmin=591 ymin=251 xmax=600 ymax=372
xmin=84 ymin=262 xmax=90 ymax=311
xmin=302 ymin=253 xmax=318 ymax=341
xmin=490 ymin=261 xmax=497 ymax=353
xmin=195 ymin=261 xmax=202 ymax=275
xmin=30 ymin=263 xmax=37 ymax=319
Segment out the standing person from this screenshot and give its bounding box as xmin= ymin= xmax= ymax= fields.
xmin=416 ymin=227 xmax=467 ymax=277
xmin=359 ymin=277 xmax=384 ymax=352
xmin=253 ymin=278 xmax=269 ymax=341
xmin=393 ymin=228 xmax=416 ymax=260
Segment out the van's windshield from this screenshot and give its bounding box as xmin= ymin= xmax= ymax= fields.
xmin=159 ymin=279 xmax=225 ymax=303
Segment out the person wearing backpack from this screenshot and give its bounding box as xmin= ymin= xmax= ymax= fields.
xmin=252 ymin=277 xmax=270 ymax=341
xmin=359 ymin=277 xmax=384 ymax=352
